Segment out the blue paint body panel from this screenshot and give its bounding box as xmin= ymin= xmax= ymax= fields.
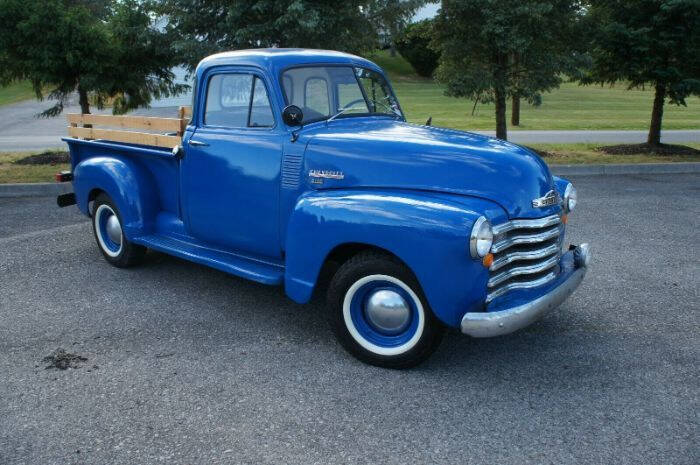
xmin=63 ymin=49 xmax=579 ymax=330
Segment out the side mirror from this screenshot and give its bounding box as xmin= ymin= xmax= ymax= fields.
xmin=282 ymin=105 xmax=303 ymax=126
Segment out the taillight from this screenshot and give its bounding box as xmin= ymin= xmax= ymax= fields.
xmin=55 ymin=171 xmax=73 ymax=182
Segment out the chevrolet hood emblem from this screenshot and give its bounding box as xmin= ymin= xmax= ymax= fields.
xmin=532 ymin=190 xmax=559 ymax=208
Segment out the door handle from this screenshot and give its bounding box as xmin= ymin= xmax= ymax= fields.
xmin=188 ymin=139 xmax=209 ymax=147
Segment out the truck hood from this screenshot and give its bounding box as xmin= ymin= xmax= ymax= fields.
xmin=301 ymin=118 xmax=559 ymax=218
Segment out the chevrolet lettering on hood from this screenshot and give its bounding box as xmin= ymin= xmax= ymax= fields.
xmin=309 ymin=169 xmax=345 ymax=180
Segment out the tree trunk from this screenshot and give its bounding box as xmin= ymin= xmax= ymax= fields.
xmin=647 ymin=83 xmax=665 ymax=146
xmin=78 ymin=86 xmax=90 ymax=114
xmin=511 ymin=95 xmax=520 ymax=126
xmin=77 ymin=85 xmax=92 ymax=130
xmin=495 ymin=88 xmax=507 ymax=140
xmin=389 ymin=44 xmax=396 ymax=57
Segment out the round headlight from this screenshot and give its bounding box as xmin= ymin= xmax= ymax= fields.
xmin=564 ymin=183 xmax=577 ymax=212
xmin=470 ymin=216 xmax=493 ymax=258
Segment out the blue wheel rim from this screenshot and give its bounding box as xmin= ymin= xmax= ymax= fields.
xmin=349 ymin=280 xmax=419 ymax=348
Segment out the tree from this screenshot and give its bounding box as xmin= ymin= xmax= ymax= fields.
xmin=581 ymin=0 xmax=700 ymax=146
xmin=0 ymin=0 xmax=185 ymax=116
xmin=432 ymin=0 xmax=583 ymax=140
xmin=395 ymin=19 xmax=440 ymax=77
xmin=365 ymin=0 xmax=429 ymax=56
xmin=98 ymin=0 xmax=189 ymax=114
xmin=159 ymin=0 xmax=374 ymax=70
xmin=158 ymin=1 xmax=428 ymax=71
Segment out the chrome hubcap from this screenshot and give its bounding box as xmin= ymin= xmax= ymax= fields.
xmin=105 ymin=215 xmax=122 ymax=245
xmin=365 ymin=289 xmax=411 ymax=334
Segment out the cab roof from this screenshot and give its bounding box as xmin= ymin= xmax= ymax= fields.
xmin=195 ymin=48 xmax=383 ymax=78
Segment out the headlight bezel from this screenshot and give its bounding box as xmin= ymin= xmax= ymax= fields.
xmin=564 ymin=183 xmax=577 ymax=213
xmin=470 ymin=216 xmax=493 ymax=258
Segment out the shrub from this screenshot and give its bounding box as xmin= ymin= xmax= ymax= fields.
xmin=395 ymin=19 xmax=440 ymax=78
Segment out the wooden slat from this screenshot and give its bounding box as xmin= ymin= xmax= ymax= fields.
xmin=179 ymin=106 xmax=192 ymax=118
xmin=69 ymin=126 xmax=181 ymax=149
xmin=66 ymin=113 xmax=183 ymax=133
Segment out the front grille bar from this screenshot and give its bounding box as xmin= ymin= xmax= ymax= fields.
xmin=486 ymin=271 xmax=558 ymax=303
xmin=491 ymin=214 xmax=561 ymax=235
xmin=490 ymin=242 xmax=560 ymax=272
xmin=491 ymin=226 xmax=561 ymax=254
xmin=488 ymin=254 xmax=560 ymax=288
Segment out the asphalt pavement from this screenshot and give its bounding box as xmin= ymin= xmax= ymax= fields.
xmin=0 ymin=97 xmax=698 ymax=151
xmin=0 ymin=97 xmax=182 ymax=152
xmin=1 ymin=174 xmax=698 ymax=464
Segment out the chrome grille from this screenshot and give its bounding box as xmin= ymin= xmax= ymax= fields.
xmin=487 ymin=214 xmax=563 ymax=303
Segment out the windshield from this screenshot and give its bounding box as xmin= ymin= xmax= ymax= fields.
xmin=281 ymin=66 xmax=403 ymax=124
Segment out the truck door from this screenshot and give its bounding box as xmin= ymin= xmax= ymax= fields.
xmin=181 ymin=70 xmax=284 ymax=259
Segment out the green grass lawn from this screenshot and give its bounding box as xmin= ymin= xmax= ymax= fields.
xmin=0 ymin=151 xmax=70 ymax=184
xmin=0 ymin=81 xmax=35 ymax=106
xmin=365 ymin=50 xmax=700 ymax=132
xmin=529 ymin=143 xmax=700 ymax=164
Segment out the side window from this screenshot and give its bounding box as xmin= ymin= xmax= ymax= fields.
xmin=249 ymin=77 xmax=274 ymax=127
xmin=204 ymin=73 xmax=274 ymax=128
xmin=305 ymin=78 xmax=330 ymax=116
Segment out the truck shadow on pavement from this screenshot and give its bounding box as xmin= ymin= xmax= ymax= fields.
xmin=133 ymin=248 xmax=618 ymax=387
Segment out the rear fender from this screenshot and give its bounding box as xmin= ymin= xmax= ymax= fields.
xmin=284 ymin=189 xmax=506 ymax=327
xmin=73 ymin=156 xmax=159 ymax=238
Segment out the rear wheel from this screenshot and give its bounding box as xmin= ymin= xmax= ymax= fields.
xmin=91 ymin=193 xmax=146 ymax=267
xmin=327 ymin=251 xmax=444 ymax=369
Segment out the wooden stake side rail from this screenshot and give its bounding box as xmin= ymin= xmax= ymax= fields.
xmin=69 ymin=126 xmax=182 ymax=149
xmin=179 ymin=105 xmax=192 ymax=119
xmin=67 ymin=114 xmax=185 ymax=133
xmin=67 ymin=112 xmax=188 ymax=149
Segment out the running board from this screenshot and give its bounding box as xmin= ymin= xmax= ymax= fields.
xmin=133 ymin=234 xmax=284 ymax=285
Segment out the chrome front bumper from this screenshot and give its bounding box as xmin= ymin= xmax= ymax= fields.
xmin=460 ymin=243 xmax=590 ymax=338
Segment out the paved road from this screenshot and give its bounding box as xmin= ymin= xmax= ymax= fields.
xmin=1 ymin=174 xmax=699 ymax=464
xmin=0 ymin=98 xmax=698 ymax=151
xmin=0 ymin=98 xmax=183 ymax=152
xmin=478 ymin=129 xmax=700 ymax=144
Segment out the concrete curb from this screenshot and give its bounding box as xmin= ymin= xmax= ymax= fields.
xmin=550 ymin=162 xmax=700 ymax=176
xmin=0 ymin=182 xmax=72 ymax=198
xmin=0 ymin=162 xmax=698 ymax=197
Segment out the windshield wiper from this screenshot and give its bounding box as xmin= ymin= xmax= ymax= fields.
xmin=373 ymin=99 xmax=403 ymax=119
xmin=326 ymin=107 xmax=356 ymax=123
xmin=326 ymin=100 xmax=402 ymax=124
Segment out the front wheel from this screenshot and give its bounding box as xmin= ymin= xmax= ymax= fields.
xmin=91 ymin=193 xmax=146 ymax=267
xmin=327 ymin=251 xmax=444 ymax=369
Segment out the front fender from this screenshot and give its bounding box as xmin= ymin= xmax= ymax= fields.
xmin=553 ymin=175 xmax=571 ymax=199
xmin=284 ymin=189 xmax=507 ymax=328
xmin=73 ymin=156 xmax=159 ymax=238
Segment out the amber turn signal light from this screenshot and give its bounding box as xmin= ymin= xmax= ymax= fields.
xmin=561 ymin=214 xmax=568 ymax=224
xmin=482 ymin=253 xmax=494 ymax=268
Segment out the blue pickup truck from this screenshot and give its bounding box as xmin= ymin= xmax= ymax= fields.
xmin=60 ymin=49 xmax=590 ymax=368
